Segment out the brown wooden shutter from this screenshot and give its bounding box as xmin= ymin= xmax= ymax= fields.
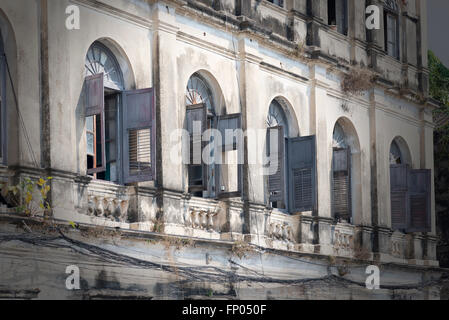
xmin=186 ymin=104 xmax=207 ymax=192
xmin=84 ymin=74 xmax=106 ymax=174
xmin=267 ymin=126 xmax=285 ymax=203
xmin=287 ymin=135 xmax=316 ymax=213
xmin=407 ymin=169 xmax=431 ymax=233
xmin=332 ymin=148 xmax=351 ymax=220
xmin=122 ymin=88 xmax=155 ymax=183
xmin=216 ymin=113 xmax=243 ymax=199
xmin=390 ymin=164 xmax=409 ymax=230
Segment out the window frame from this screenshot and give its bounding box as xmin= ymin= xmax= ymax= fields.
xmin=383 ymin=1 xmax=400 ymax=59
xmin=0 ymin=32 xmax=7 ymax=165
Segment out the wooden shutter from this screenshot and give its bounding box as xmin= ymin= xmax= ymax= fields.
xmin=217 ymin=113 xmax=242 ymax=152
xmin=186 ymin=104 xmax=207 ymax=192
xmin=407 ymin=169 xmax=431 ymax=233
xmin=122 ymin=88 xmax=155 ymax=183
xmin=0 ymin=41 xmax=6 ymax=164
xmin=287 ymin=135 xmax=316 ymax=213
xmin=332 ymin=148 xmax=351 ymax=220
xmin=390 ymin=164 xmax=409 ymax=230
xmin=84 ymin=74 xmax=106 ymax=174
xmin=336 ymin=0 xmax=348 ymax=35
xmin=267 ymin=126 xmax=285 ymax=203
xmin=216 ymin=113 xmax=243 ymax=199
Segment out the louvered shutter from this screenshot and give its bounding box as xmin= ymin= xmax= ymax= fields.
xmin=216 ymin=113 xmax=243 ymax=199
xmin=0 ymin=39 xmax=6 ymax=164
xmin=336 ymin=0 xmax=348 ymax=35
xmin=122 ymin=88 xmax=155 ymax=183
xmin=407 ymin=169 xmax=431 ymax=233
xmin=332 ymin=148 xmax=351 ymax=220
xmin=267 ymin=126 xmax=285 ymax=203
xmin=84 ymin=74 xmax=106 ymax=174
xmin=287 ymin=135 xmax=316 ymax=213
xmin=390 ymin=164 xmax=408 ymax=230
xmin=186 ymin=104 xmax=207 ymax=192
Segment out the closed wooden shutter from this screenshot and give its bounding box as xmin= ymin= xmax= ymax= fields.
xmin=267 ymin=126 xmax=285 ymax=203
xmin=84 ymin=74 xmax=106 ymax=174
xmin=332 ymin=148 xmax=350 ymax=220
xmin=390 ymin=164 xmax=408 ymax=230
xmin=186 ymin=104 xmax=207 ymax=192
xmin=288 ymin=135 xmax=316 ymax=213
xmin=122 ymin=88 xmax=155 ymax=183
xmin=407 ymin=169 xmax=431 ymax=233
xmin=336 ymin=0 xmax=348 ymax=35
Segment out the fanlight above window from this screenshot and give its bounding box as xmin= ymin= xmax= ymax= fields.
xmin=267 ymin=100 xmax=288 ymax=135
xmin=85 ymin=42 xmax=124 ymax=91
xmin=333 ymin=123 xmax=347 ymax=149
xmin=390 ymin=140 xmax=402 ymax=164
xmin=384 ymin=0 xmax=399 ymax=12
xmin=186 ymin=74 xmax=214 ymax=113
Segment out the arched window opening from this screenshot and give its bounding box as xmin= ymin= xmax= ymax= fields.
xmin=332 ymin=123 xmax=352 ymax=223
xmin=384 ymin=0 xmax=400 ymax=59
xmin=83 ymin=41 xmax=155 ymax=185
xmin=266 ymin=99 xmax=316 ymax=214
xmin=389 ymin=138 xmax=431 ymax=232
xmin=328 ymin=0 xmax=348 ymax=36
xmin=185 ymin=73 xmax=242 ymax=199
xmin=0 ymin=31 xmax=6 ymax=164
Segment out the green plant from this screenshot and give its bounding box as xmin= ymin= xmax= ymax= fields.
xmin=0 ymin=177 xmax=53 ymax=216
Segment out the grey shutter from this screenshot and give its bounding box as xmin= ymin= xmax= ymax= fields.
xmin=332 ymin=148 xmax=351 ymax=220
xmin=122 ymin=88 xmax=155 ymax=183
xmin=84 ymin=74 xmax=106 ymax=174
xmin=216 ymin=113 xmax=243 ymax=199
xmin=336 ymin=0 xmax=348 ymax=35
xmin=390 ymin=164 xmax=409 ymax=230
xmin=217 ymin=113 xmax=242 ymax=152
xmin=288 ymin=135 xmax=316 ymax=213
xmin=407 ymin=169 xmax=431 ymax=233
xmin=267 ymin=126 xmax=285 ymax=203
xmin=186 ymin=104 xmax=207 ymax=192
xmin=0 ymin=37 xmax=6 ymax=164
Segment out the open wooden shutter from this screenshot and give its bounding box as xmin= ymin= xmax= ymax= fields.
xmin=332 ymin=148 xmax=351 ymax=220
xmin=85 ymin=74 xmax=106 ymax=174
xmin=390 ymin=164 xmax=409 ymax=230
xmin=267 ymin=126 xmax=285 ymax=203
xmin=122 ymin=88 xmax=155 ymax=183
xmin=336 ymin=0 xmax=348 ymax=35
xmin=186 ymin=104 xmax=207 ymax=192
xmin=407 ymin=169 xmax=431 ymax=233
xmin=287 ymin=135 xmax=316 ymax=213
xmin=216 ymin=113 xmax=243 ymax=199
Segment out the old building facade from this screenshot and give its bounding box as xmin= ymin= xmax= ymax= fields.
xmin=0 ymin=0 xmax=445 ymax=299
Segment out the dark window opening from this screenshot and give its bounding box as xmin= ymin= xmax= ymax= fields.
xmin=327 ymin=0 xmax=348 ymax=36
xmin=268 ymin=0 xmax=284 ymax=8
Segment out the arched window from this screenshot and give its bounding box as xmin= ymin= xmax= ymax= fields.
xmin=332 ymin=122 xmax=352 ymax=222
xmin=384 ymin=0 xmax=400 ymax=59
xmin=328 ymin=0 xmax=348 ymax=35
xmin=185 ymin=73 xmax=242 ymax=199
xmin=389 ymin=137 xmax=431 ymax=232
xmin=266 ymin=99 xmax=316 ymax=214
xmin=83 ymin=41 xmax=155 ymax=184
xmin=0 ymin=31 xmax=6 ymax=164
xmin=267 ymin=100 xmax=289 ymax=210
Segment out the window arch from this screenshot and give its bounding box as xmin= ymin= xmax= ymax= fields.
xmin=331 ymin=119 xmax=362 ymax=224
xmin=266 ymin=98 xmax=316 ymax=214
xmin=184 ymin=72 xmax=242 ymax=199
xmin=82 ymin=41 xmax=155 ymax=185
xmin=384 ymin=0 xmax=400 ymax=59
